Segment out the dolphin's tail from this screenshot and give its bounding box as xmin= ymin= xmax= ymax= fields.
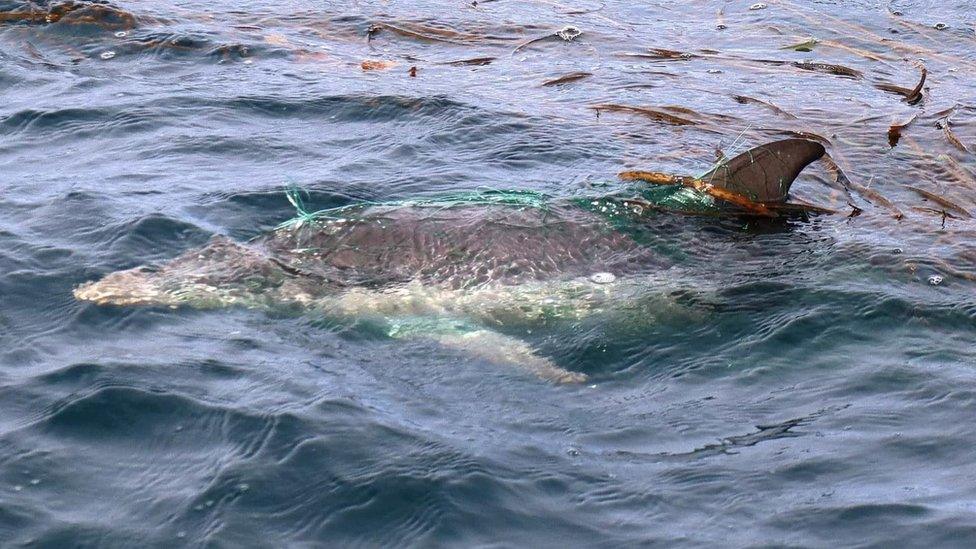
xmin=701 ymin=138 xmax=826 ymax=203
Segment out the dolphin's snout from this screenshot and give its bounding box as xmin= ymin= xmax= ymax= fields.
xmin=73 ymin=268 xmax=166 ymax=306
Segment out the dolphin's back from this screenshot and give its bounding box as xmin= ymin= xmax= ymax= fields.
xmin=261 ymin=203 xmax=657 ymax=289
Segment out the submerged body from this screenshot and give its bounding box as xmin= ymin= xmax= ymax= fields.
xmin=76 ymin=201 xmax=658 ymax=305
xmin=75 ymin=139 xmax=827 ymax=382
xmin=75 ymin=200 xmax=678 ymax=382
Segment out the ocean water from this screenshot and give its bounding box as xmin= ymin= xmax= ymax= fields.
xmin=1 ymin=0 xmax=975 ymax=546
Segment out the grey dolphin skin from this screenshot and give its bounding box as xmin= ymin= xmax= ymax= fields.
xmin=75 ymin=139 xmax=826 ymax=383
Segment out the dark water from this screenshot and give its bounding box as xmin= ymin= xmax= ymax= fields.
xmin=2 ymin=0 xmax=976 ymax=546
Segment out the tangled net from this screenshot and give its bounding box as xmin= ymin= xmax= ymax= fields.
xmin=276 ymin=187 xmax=554 ymax=230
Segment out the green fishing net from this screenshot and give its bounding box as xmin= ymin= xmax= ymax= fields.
xmin=277 ymin=188 xmax=552 ymax=230
xmin=277 ymin=184 xmax=716 ymax=231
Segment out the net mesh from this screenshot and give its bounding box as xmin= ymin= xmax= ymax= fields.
xmin=276 ymin=184 xmax=716 ymax=230
xmin=276 ymin=187 xmax=553 ymax=230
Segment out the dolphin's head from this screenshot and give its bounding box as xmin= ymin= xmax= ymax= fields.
xmin=74 ymin=263 xmax=177 ymax=307
xmin=74 ymin=236 xmax=288 ymax=309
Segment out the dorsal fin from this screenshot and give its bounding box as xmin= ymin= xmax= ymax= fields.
xmin=701 ymin=139 xmax=826 ymax=203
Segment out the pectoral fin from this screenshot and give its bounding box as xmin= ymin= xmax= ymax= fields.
xmin=386 ymin=316 xmax=587 ymax=384
xmin=433 ymin=329 xmax=587 ymax=384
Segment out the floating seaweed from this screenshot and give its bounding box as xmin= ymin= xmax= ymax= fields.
xmin=552 ymin=1 xmax=606 ymax=16
xmin=820 ymin=155 xmax=904 ymax=219
xmin=791 ymin=61 xmax=862 ymax=78
xmin=943 ymin=156 xmax=976 ymax=191
xmin=619 ymin=48 xmax=873 ymax=85
xmin=541 ymin=71 xmax=592 ymax=86
xmin=906 ymin=186 xmax=972 ymax=218
xmin=732 ymin=95 xmax=797 ymax=119
xmin=443 ymin=56 xmax=496 ymax=66
xmin=616 ymin=48 xmax=698 ymax=61
xmin=937 ymin=113 xmax=971 ymax=154
xmin=367 ymin=21 xmax=489 ymax=45
xmin=912 ymin=207 xmax=961 ymax=230
xmin=620 ymin=171 xmax=776 ymax=217
xmin=874 ymin=65 xmax=926 ymax=104
xmin=591 ymin=104 xmax=739 ymax=132
xmin=642 ymin=48 xmax=696 ymax=59
xmin=898 ymin=133 xmax=976 ymax=196
xmin=888 ymin=113 xmax=918 ymax=147
xmin=619 ymin=171 xmax=696 ymax=186
xmin=816 ymin=39 xmax=892 ymax=62
xmin=591 ymin=104 xmax=698 ymax=126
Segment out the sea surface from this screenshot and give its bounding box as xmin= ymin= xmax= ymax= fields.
xmin=2 ymin=0 xmax=976 ymax=546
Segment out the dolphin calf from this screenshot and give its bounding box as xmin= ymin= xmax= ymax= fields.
xmin=75 ymin=139 xmax=826 ymax=382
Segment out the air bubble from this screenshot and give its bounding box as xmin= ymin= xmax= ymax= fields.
xmin=928 ymin=275 xmax=944 ymax=286
xmin=100 ymin=51 xmax=116 ymax=60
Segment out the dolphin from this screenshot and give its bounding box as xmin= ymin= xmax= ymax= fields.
xmin=75 ymin=139 xmax=826 ymax=382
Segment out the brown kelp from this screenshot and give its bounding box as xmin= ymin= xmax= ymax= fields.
xmin=874 ymin=65 xmax=927 ymax=104
xmin=542 ymin=71 xmax=592 ymax=86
